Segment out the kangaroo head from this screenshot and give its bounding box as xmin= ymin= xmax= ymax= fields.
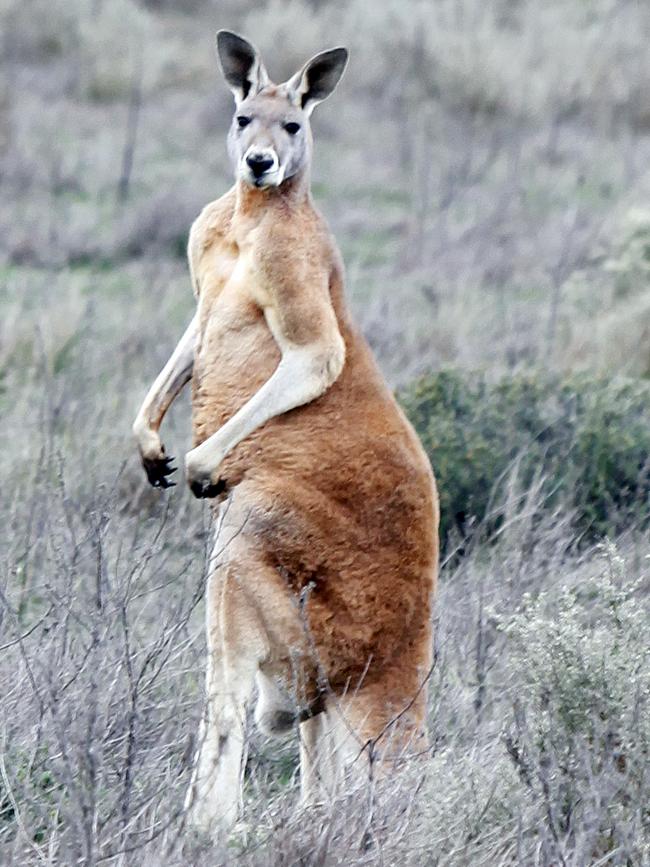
xmin=216 ymin=30 xmax=348 ymax=190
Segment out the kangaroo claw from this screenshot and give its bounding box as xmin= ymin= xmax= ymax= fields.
xmin=143 ymin=455 xmax=177 ymax=489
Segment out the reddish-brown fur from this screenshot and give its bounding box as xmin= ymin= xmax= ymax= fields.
xmin=190 ymin=174 xmax=439 ymax=745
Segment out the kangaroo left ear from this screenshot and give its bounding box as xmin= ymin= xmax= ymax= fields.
xmin=216 ymin=30 xmax=270 ymax=105
xmin=285 ymin=47 xmax=348 ymax=116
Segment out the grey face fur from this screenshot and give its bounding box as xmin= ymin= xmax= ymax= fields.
xmin=216 ymin=30 xmax=348 ymax=190
xmin=226 ymin=88 xmax=311 ymax=189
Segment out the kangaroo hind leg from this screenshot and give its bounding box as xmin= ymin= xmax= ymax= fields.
xmin=185 ymin=555 xmax=269 ymax=835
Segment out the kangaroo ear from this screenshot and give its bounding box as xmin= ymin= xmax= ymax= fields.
xmin=216 ymin=30 xmax=270 ymax=104
xmin=285 ymin=47 xmax=348 ymax=116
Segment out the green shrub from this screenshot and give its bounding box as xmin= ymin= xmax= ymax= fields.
xmin=498 ymin=547 xmax=650 ymax=861
xmin=399 ymin=370 xmax=650 ymax=546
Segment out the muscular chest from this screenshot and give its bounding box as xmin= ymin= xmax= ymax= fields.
xmin=193 ymin=231 xmax=279 ymax=385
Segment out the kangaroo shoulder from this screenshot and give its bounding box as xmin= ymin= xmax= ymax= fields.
xmin=187 ymin=189 xmax=236 ymax=295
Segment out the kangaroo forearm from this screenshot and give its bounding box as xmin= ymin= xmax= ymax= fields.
xmin=133 ymin=314 xmax=198 ymax=439
xmin=136 ymin=358 xmax=193 ymax=432
xmin=189 ymin=339 xmax=345 ymax=470
xmin=220 ymin=349 xmax=336 ymax=453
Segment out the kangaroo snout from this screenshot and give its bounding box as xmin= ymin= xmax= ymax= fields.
xmin=246 ymin=151 xmax=276 ymax=177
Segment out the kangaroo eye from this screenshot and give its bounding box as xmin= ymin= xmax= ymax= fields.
xmin=236 ymin=115 xmax=251 ymax=129
xmin=284 ymin=122 xmax=301 ymax=135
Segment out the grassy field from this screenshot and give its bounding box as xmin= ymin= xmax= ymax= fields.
xmin=1 ymin=0 xmax=650 ymax=864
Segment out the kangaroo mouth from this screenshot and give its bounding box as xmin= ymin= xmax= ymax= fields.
xmin=246 ymin=170 xmax=282 ymax=189
xmin=241 ymin=161 xmax=285 ymax=190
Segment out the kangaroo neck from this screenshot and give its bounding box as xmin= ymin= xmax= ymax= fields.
xmin=234 ymin=168 xmax=312 ymax=221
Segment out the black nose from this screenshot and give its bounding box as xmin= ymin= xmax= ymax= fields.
xmin=246 ymin=153 xmax=274 ymax=177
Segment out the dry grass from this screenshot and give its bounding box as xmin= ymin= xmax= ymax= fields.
xmin=2 ymin=456 xmax=649 ymax=864
xmin=2 ymin=0 xmax=650 ymax=863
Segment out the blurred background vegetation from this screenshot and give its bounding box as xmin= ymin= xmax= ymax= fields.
xmin=1 ymin=0 xmax=650 ymax=864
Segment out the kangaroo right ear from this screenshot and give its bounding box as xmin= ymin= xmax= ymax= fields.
xmin=285 ymin=47 xmax=348 ymax=116
xmin=216 ymin=30 xmax=269 ymax=105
